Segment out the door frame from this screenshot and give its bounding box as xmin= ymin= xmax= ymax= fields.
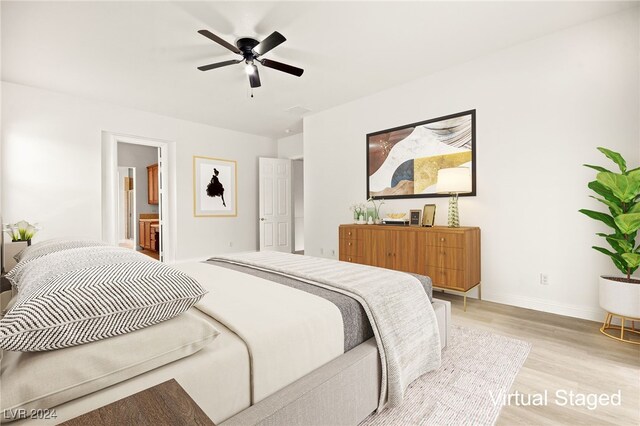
xmin=117 ymin=166 xmax=137 ymax=247
xmin=101 ymin=132 xmax=177 ymax=263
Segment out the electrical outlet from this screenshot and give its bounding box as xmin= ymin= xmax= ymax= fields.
xmin=229 ymin=241 xmax=233 ymax=247
xmin=540 ymin=273 xmax=549 ymax=285
xmin=320 ymin=248 xmax=324 ymax=255
xmin=331 ymin=249 xmax=336 ymax=256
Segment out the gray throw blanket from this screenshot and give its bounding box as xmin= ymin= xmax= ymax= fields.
xmin=211 ymin=251 xmax=441 ymax=410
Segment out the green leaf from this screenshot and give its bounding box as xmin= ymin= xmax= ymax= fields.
xmin=629 ymin=203 xmax=640 ymax=214
xmin=584 ymin=164 xmax=612 ymax=173
xmin=579 ymin=209 xmax=617 ymax=230
xmin=589 ymin=195 xmax=622 ymax=215
xmin=593 ymin=246 xmax=628 ymax=275
xmin=621 ymin=253 xmax=640 ymax=269
xmin=587 ymin=180 xmax=620 ymax=205
xmin=606 ymin=236 xmax=633 ymax=254
xmin=606 ymin=236 xmax=633 ymax=253
xmin=614 ymin=213 xmax=640 ymax=235
xmin=598 ymin=147 xmax=627 ymax=172
xmin=596 ymin=172 xmax=640 ymax=203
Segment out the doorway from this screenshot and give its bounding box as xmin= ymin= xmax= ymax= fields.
xmin=117 ymin=143 xmax=160 ymax=260
xmin=102 ymin=132 xmax=175 ymax=263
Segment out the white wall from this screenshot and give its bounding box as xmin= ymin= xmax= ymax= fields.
xmin=277 ymin=133 xmax=303 ymax=159
xmin=1 ymin=82 xmax=276 ymax=261
xmin=304 ymin=8 xmax=640 ymax=321
xmin=293 ymin=159 xmax=304 ymax=251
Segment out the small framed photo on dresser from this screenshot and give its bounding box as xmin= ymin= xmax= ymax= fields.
xmin=409 ymin=209 xmax=422 ymax=227
xmin=422 ymin=204 xmax=436 ymax=227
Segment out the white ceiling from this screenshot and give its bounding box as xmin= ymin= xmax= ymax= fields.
xmin=1 ymin=1 xmax=635 ymax=138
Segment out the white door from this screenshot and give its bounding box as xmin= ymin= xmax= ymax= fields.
xmin=157 ymin=147 xmax=164 ymax=262
xmin=259 ymin=158 xmax=292 ymax=252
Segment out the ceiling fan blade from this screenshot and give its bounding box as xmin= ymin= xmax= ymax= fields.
xmin=253 ymin=31 xmax=286 ymax=56
xmin=198 ymin=29 xmax=241 ymax=54
xmin=197 ymin=59 xmax=242 ymax=71
xmin=260 ymin=58 xmax=304 ymax=77
xmin=248 ymin=64 xmax=261 ymax=88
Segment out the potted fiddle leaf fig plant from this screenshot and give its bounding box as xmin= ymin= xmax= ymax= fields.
xmin=579 ymin=147 xmax=640 ymax=327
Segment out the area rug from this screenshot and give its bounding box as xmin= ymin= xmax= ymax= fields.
xmin=360 ymin=325 xmax=531 ymax=426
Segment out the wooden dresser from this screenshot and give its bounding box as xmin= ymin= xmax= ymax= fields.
xmin=339 ymin=224 xmax=481 ymax=309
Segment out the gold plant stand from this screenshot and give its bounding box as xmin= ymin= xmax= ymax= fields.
xmin=600 ymin=312 xmax=640 ymax=345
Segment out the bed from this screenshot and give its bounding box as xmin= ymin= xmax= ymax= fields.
xmin=1 ymin=246 xmax=450 ymax=425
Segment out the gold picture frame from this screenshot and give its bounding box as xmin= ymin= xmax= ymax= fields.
xmin=422 ymin=204 xmax=436 ymax=227
xmin=193 ymin=156 xmax=238 ymax=217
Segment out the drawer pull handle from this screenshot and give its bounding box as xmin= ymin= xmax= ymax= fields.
xmin=348 ymin=232 xmax=352 ymax=236
xmin=440 ymin=238 xmax=445 ymax=242
xmin=348 ymin=257 xmax=352 ymax=262
xmin=348 ymin=242 xmax=352 ymax=246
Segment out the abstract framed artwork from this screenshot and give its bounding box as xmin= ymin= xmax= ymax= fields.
xmin=193 ymin=156 xmax=237 ymax=217
xmin=366 ymin=109 xmax=476 ymax=199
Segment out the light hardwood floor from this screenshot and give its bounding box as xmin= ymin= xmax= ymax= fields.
xmin=434 ymin=291 xmax=640 ymax=426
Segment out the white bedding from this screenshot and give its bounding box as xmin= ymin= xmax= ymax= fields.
xmin=175 ymin=261 xmax=345 ymax=403
xmin=9 ymin=311 xmax=251 ymax=425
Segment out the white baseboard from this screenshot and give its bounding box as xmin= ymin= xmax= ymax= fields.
xmin=480 ymin=291 xmax=605 ymax=322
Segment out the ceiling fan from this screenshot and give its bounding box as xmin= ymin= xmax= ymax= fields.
xmin=197 ymin=29 xmax=304 ymax=89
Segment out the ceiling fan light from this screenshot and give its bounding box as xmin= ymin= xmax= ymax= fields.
xmin=245 ymin=63 xmax=255 ymax=75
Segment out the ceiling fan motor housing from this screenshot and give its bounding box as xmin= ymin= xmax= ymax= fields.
xmin=237 ymin=38 xmax=260 ymax=61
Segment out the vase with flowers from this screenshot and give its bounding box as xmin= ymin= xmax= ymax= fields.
xmin=367 ymin=197 xmax=385 ymax=224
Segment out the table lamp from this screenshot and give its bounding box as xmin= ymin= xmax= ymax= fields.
xmin=436 ymin=167 xmax=472 ymax=227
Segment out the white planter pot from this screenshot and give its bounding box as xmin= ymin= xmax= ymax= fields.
xmin=599 ymin=276 xmax=640 ymax=318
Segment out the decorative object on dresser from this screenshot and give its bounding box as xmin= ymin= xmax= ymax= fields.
xmin=339 ymin=224 xmax=481 ymax=310
xmin=147 ymin=163 xmax=159 ymax=205
xmin=59 ymin=379 xmax=215 ymax=426
xmin=436 ymin=167 xmax=472 ymax=228
xmin=579 ymin=147 xmax=640 ymax=345
xmin=409 ymin=209 xmax=422 ymax=227
xmin=366 ymin=109 xmax=476 ymax=199
xmin=422 ymin=204 xmax=436 ymax=227
xmin=2 ymin=220 xmax=41 ymax=273
xmin=193 ymin=156 xmax=238 ymax=217
xmin=367 ymin=197 xmax=385 ymax=224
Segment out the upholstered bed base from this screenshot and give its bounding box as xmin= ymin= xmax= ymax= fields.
xmin=222 ymin=298 xmax=451 ymax=426
xmin=9 ymin=299 xmax=450 ymax=426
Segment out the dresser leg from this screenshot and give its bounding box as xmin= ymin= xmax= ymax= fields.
xmin=478 ymin=283 xmax=482 ymax=301
xmin=463 ymin=293 xmax=467 ymax=312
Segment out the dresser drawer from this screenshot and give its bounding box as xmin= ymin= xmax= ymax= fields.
xmin=425 ymin=246 xmax=464 ymax=270
xmin=426 ymin=266 xmax=465 ymax=290
xmin=339 ymin=227 xmax=361 ymax=240
xmin=340 ymin=254 xmax=363 ymax=264
xmin=340 ymin=239 xmax=363 ymax=256
xmin=426 ymin=232 xmax=464 ymax=248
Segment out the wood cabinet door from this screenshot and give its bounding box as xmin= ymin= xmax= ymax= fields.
xmin=391 ymin=231 xmax=418 ymax=273
xmin=144 ymin=222 xmax=152 ymax=249
xmin=364 ymin=229 xmax=390 ymax=268
xmin=139 ymin=221 xmax=145 ymax=249
xmin=147 ymin=165 xmax=159 ymax=205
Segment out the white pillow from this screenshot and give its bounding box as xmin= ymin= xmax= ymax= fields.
xmin=12 ymin=238 xmax=108 ymax=264
xmin=1 ymin=310 xmax=219 ymax=422
xmin=0 ymin=246 xmax=207 ymax=351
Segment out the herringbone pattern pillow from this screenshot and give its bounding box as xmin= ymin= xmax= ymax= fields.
xmin=1 ymin=246 xmax=207 ymax=351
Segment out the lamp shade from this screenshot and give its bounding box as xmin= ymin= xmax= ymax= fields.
xmin=436 ymin=167 xmax=472 ymax=194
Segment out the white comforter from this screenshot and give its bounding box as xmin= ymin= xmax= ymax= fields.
xmin=175 ymin=262 xmax=345 ymax=403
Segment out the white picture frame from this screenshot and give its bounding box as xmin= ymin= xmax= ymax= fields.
xmin=193 ymin=156 xmax=237 ymax=217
